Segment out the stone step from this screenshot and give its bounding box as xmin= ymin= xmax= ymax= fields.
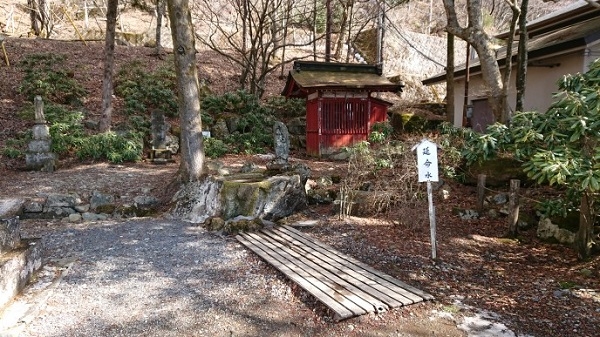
xmin=0 ymin=198 xmax=44 ymax=312
xmin=0 ymin=199 xmax=25 ymax=219
xmin=0 ymin=238 xmax=43 ymax=311
xmin=0 ymin=199 xmax=25 ymax=254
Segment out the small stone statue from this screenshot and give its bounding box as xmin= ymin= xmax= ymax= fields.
xmin=34 ymin=95 xmax=46 ymax=124
xmin=26 ymin=96 xmax=56 ymax=172
xmin=151 ymin=110 xmax=167 ymax=149
xmin=267 ymin=121 xmax=291 ymax=171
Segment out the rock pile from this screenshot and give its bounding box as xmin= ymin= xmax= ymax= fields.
xmin=21 ymin=191 xmax=159 ymax=222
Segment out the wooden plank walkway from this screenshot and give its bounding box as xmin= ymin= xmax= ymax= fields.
xmin=236 ymin=225 xmax=433 ymax=321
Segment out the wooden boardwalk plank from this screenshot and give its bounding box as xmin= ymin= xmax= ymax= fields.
xmin=236 ymin=225 xmax=434 ymax=321
xmin=257 ymin=229 xmax=387 ymax=313
xmin=261 ymin=228 xmax=408 ymax=308
xmin=279 ymin=226 xmax=435 ymax=301
xmin=244 ymin=231 xmax=370 ymax=315
xmin=276 ymin=226 xmax=430 ymax=303
xmin=237 ymin=232 xmax=358 ymax=320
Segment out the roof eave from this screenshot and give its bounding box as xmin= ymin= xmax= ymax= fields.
xmin=422 ymin=37 xmax=589 ymax=86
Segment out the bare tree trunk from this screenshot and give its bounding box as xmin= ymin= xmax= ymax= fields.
xmin=280 ymin=0 xmax=292 ymax=78
xmin=28 ymin=0 xmax=41 ymax=36
xmin=155 ymin=0 xmax=166 ymax=57
xmin=577 ymin=137 xmax=597 ymax=260
xmin=167 ymin=0 xmax=205 ymax=182
xmin=501 ymin=0 xmax=520 ymax=123
xmin=27 ymin=0 xmax=53 ymax=37
xmin=577 ymin=192 xmax=595 ymax=260
xmin=325 ymin=0 xmax=332 ymax=62
xmin=39 ymin=0 xmax=51 ymax=37
xmin=515 ymin=0 xmax=528 ymax=112
xmin=446 ymin=32 xmax=455 ymax=123
xmin=313 ymin=0 xmax=317 ymax=61
xmin=443 ymin=0 xmax=507 ymax=124
xmin=333 ymin=0 xmax=349 ymax=60
xmin=345 ymin=0 xmax=355 ymax=63
xmin=98 ymin=0 xmax=118 ymax=133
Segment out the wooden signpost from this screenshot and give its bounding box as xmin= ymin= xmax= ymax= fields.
xmin=0 ymin=34 xmax=9 ymax=67
xmin=412 ymin=139 xmax=439 ymax=260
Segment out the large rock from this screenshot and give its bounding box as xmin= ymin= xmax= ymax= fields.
xmin=537 ymin=218 xmax=575 ymax=245
xmin=172 ymin=173 xmax=307 ymax=224
xmin=0 ymin=217 xmax=21 ymax=254
xmin=45 ymin=194 xmax=80 ymax=208
xmin=171 ymin=177 xmax=224 ymax=224
xmin=0 ymin=199 xmax=25 ymax=254
xmin=0 ymin=238 xmax=43 ymax=311
xmin=90 ymin=191 xmax=115 ymax=211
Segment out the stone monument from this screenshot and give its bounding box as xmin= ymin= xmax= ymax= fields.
xmin=149 ymin=110 xmax=174 ymax=163
xmin=267 ymin=121 xmax=291 ymax=171
xmin=25 ymin=96 xmax=56 ymax=172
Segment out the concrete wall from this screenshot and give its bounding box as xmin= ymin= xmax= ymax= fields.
xmin=451 ymin=50 xmax=587 ymax=127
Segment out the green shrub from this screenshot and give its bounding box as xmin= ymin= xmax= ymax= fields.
xmin=2 ymin=146 xmax=22 ymax=158
xmin=202 ymin=90 xmax=275 ymax=154
xmin=44 ymin=104 xmax=86 ymax=155
xmin=12 ymin=102 xmax=145 ymax=164
xmin=115 ymin=60 xmax=178 ymax=117
xmin=264 ymin=96 xmax=305 ymax=118
xmin=18 ymin=53 xmax=87 ymax=105
xmin=76 ymin=131 xmax=143 ymax=163
xmin=204 ymin=138 xmax=229 ymax=158
xmin=369 ymin=121 xmax=393 ymax=144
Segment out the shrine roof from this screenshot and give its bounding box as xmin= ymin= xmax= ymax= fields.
xmin=282 ymin=61 xmax=403 ymax=98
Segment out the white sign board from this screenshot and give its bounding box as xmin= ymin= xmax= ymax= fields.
xmin=412 ymin=138 xmax=440 ymax=260
xmin=413 ymin=139 xmax=439 ymax=182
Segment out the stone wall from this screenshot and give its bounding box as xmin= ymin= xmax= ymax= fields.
xmin=21 ymin=191 xmax=159 ymax=222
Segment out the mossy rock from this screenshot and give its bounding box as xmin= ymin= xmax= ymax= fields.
xmin=94 ymin=204 xmax=116 ymax=215
xmin=464 ymin=157 xmax=529 ymax=187
xmin=389 ymin=112 xmax=443 ymax=134
xmin=223 ymin=217 xmax=263 ymax=234
xmin=205 ymin=216 xmax=226 ymax=231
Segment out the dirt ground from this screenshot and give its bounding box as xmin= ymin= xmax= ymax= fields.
xmin=0 ymin=154 xmax=599 ymax=337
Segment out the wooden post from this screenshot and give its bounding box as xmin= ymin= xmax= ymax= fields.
xmin=427 ymin=180 xmax=437 ymax=260
xmin=507 ymin=179 xmax=521 ymax=237
xmin=62 ymin=6 xmax=88 ymax=46
xmin=0 ymin=33 xmax=8 ymax=67
xmin=477 ymin=174 xmax=486 ymax=213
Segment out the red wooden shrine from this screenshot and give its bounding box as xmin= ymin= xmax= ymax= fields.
xmin=282 ymin=61 xmax=403 ymax=156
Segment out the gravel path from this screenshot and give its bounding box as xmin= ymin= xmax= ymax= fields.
xmin=0 ymin=218 xmax=476 ymax=337
xmin=2 ymin=218 xmax=319 ymax=337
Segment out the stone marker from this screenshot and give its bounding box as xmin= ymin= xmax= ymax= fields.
xmin=267 ymin=121 xmax=290 ymax=171
xmin=25 ymin=96 xmax=56 ymax=172
xmin=149 ymin=110 xmax=174 ymax=163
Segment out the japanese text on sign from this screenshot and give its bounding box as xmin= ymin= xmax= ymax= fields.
xmin=414 ymin=139 xmax=439 ymax=182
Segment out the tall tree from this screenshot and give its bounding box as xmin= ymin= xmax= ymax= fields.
xmin=442 ymin=0 xmax=509 ymax=124
xmin=446 ymin=32 xmax=455 ymax=123
xmin=501 ymin=0 xmax=520 ymax=122
xmin=155 ymin=0 xmax=167 ymax=58
xmin=167 ymin=0 xmax=205 ymax=182
xmin=98 ymin=0 xmax=118 ymax=132
xmin=325 ymin=0 xmax=332 ymax=61
xmin=515 ymin=0 xmax=528 ymax=112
